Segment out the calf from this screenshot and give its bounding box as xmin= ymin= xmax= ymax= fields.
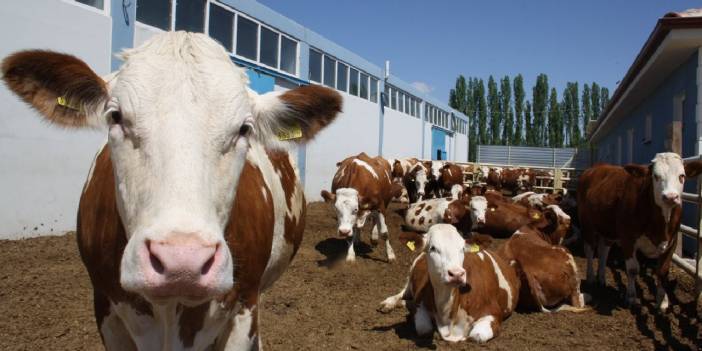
xmin=403 ymin=198 xmax=453 ymax=233
xmin=512 ymin=192 xmax=563 ymax=210
xmin=1 ymin=32 xmax=341 ymax=349
xmin=424 ymin=160 xmax=446 ymax=198
xmin=321 ymin=152 xmax=401 ymax=262
xmin=479 ymin=201 xmax=569 ymax=239
xmin=403 ymin=163 xmax=430 ymax=203
xmin=578 ymin=153 xmax=702 ymax=311
xmin=439 ymin=163 xmax=465 ymax=195
xmin=496 ymin=224 xmax=588 ymax=313
xmin=379 ymin=224 xmax=519 ymax=343
xmin=443 ymin=195 xmax=489 ymax=235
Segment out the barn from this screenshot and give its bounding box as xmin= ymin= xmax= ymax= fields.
xmin=586 ymin=9 xmax=702 ymax=258
xmin=0 ymin=0 xmax=469 ymax=239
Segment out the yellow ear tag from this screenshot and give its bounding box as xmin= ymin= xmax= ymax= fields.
xmin=56 ymin=96 xmax=80 ymax=111
xmin=277 ymin=122 xmax=303 ymax=141
xmin=532 ymin=212 xmax=541 ymax=219
xmin=469 ymin=244 xmax=480 ymax=253
xmin=490 ymin=207 xmax=496 ymax=212
xmin=406 ymin=241 xmax=416 ymax=251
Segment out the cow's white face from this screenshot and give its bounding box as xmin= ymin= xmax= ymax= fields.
xmin=414 ymin=167 xmax=428 ymax=197
xmin=2 ymin=32 xmax=341 ymax=304
xmin=430 ymin=161 xmax=443 ymax=180
xmin=332 ymin=188 xmax=361 ymax=237
xmin=469 ymin=196 xmax=488 ymax=227
xmin=651 ymin=153 xmax=685 ymax=210
xmin=425 ymin=224 xmax=467 ymax=286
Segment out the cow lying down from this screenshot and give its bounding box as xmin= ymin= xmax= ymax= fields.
xmin=379 ymin=224 xmax=519 ymax=343
xmin=403 ymin=195 xmax=488 ymax=233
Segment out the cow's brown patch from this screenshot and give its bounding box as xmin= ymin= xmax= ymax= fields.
xmin=178 ymin=302 xmax=209 ymax=347
xmin=426 ymin=206 xmax=432 ymax=211
xmin=279 ymin=85 xmax=342 ymax=141
xmin=411 ymin=218 xmax=415 ymax=224
xmin=428 ymin=219 xmax=433 ymax=224
xmin=419 ymin=217 xmax=425 ymax=225
xmin=414 ymin=209 xmax=422 ymax=216
xmin=268 ymin=150 xmax=305 ymax=257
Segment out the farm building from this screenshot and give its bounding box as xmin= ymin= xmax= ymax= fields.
xmin=587 ymin=9 xmax=702 ymax=257
xmin=0 ymin=0 xmax=469 ymax=239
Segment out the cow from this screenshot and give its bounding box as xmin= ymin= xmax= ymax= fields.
xmin=443 ymin=195 xmax=489 ymax=235
xmin=1 ymin=32 xmax=341 ymax=350
xmin=403 ymin=163 xmax=430 ymax=203
xmin=438 ymin=163 xmax=464 ymax=195
xmin=403 ymin=195 xmax=488 ymax=234
xmin=424 ymin=160 xmax=445 ymax=198
xmin=321 ymin=152 xmax=401 ymax=262
xmin=512 ymin=191 xmax=563 ymax=210
xmin=478 ymin=200 xmax=570 ymax=240
xmin=379 ymin=224 xmax=519 ymax=343
xmin=486 ymin=167 xmax=503 ymax=190
xmin=577 ymin=153 xmax=702 ymax=311
xmin=391 ymin=158 xmax=419 ymax=203
xmin=495 ymin=223 xmax=588 ymax=313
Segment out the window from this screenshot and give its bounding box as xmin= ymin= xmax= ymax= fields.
xmin=391 ymin=88 xmax=397 ymax=109
xmin=383 ymin=85 xmax=389 ymax=107
xmin=76 ymin=0 xmax=104 ymax=10
xmin=349 ymin=68 xmax=359 ymax=96
xmin=336 ymin=62 xmax=348 ymax=92
xmin=260 ymin=26 xmax=279 ymax=68
xmin=644 ymin=114 xmax=652 ymax=143
xmin=370 ymin=78 xmax=378 ymax=103
xmin=280 ymin=37 xmax=297 ymax=75
xmin=137 ymin=0 xmax=171 ymax=30
xmin=398 ymin=92 xmax=404 ymax=112
xmin=323 ymin=56 xmax=335 ymax=87
xmin=405 ymin=95 xmax=410 ymax=114
xmin=236 ymin=16 xmax=258 ymax=60
xmin=627 ymin=129 xmax=634 ymax=163
xmin=209 ymin=4 xmax=234 ymax=52
xmin=410 ymin=98 xmax=415 ymax=117
xmin=176 ymin=0 xmax=206 ymax=32
xmin=359 ymin=73 xmax=369 ymax=99
xmin=309 ymin=49 xmax=322 ymax=82
xmin=617 ymin=136 xmax=622 ymax=165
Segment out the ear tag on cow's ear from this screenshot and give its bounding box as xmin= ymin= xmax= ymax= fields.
xmin=56 ymin=96 xmax=80 ymax=111
xmin=277 ymin=122 xmax=303 ymax=141
xmin=490 ymin=207 xmax=496 ymax=212
xmin=468 ymin=244 xmax=480 ymax=253
xmin=532 ymin=212 xmax=541 ymax=219
xmin=406 ymin=240 xmax=416 ymax=251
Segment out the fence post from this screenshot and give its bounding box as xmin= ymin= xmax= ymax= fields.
xmin=507 ymin=145 xmax=512 ymax=166
xmin=697 ymin=172 xmax=702 ymax=308
xmin=477 ymin=145 xmax=481 ymax=163
xmin=552 ymin=147 xmax=557 ymax=168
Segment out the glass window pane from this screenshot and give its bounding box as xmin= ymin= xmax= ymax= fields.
xmin=359 ymin=73 xmax=369 ymax=99
xmin=410 ymin=98 xmax=415 ymax=116
xmin=136 ymin=0 xmax=171 ymax=30
xmin=383 ymin=85 xmax=389 ymax=107
xmin=349 ymin=68 xmax=359 ymax=96
xmin=76 ymin=0 xmax=104 ymax=9
xmin=405 ymin=95 xmax=410 ymax=114
xmin=260 ymin=27 xmax=279 ymax=68
xmin=370 ymin=78 xmax=378 ymax=103
xmin=323 ymin=56 xmax=335 ymax=87
xmin=175 ymin=0 xmax=206 ymax=33
xmin=208 ymin=4 xmax=234 ymax=52
xmin=280 ymin=36 xmax=297 ymax=75
xmin=336 ymin=62 xmax=348 ymax=92
xmin=236 ymin=16 xmax=258 ymax=60
xmin=309 ymin=49 xmax=322 ymax=82
xmin=391 ymin=88 xmax=397 ymax=109
xmin=399 ymin=92 xmax=405 ymax=113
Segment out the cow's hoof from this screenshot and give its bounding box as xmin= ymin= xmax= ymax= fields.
xmin=387 ymin=256 xmax=396 ymax=263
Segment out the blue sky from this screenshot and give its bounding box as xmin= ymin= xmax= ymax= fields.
xmin=257 ymin=0 xmax=700 ymax=105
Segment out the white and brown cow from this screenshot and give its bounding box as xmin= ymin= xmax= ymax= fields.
xmin=512 ymin=191 xmax=562 ymax=210
xmin=379 ymin=224 xmax=519 ymax=343
xmin=2 ymin=32 xmax=341 ymax=350
xmin=321 ymin=152 xmax=401 ymax=262
xmin=403 ymin=162 xmax=430 ymax=203
xmin=578 ymin=153 xmax=702 ymax=311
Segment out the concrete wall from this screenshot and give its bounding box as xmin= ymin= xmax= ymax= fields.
xmin=382 ymin=109 xmax=422 ymax=160
xmin=0 ymin=0 xmax=112 ymax=239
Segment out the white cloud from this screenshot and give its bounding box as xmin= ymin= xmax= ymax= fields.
xmin=411 ymin=81 xmax=434 ymax=94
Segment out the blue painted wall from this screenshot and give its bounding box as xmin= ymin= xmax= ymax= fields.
xmin=594 ymin=51 xmax=699 ymax=254
xmin=110 ymin=0 xmax=136 ymax=70
xmin=431 ymin=128 xmax=448 ymax=160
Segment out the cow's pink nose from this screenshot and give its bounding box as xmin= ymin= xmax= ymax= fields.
xmin=663 ymin=193 xmax=680 ymax=204
xmin=339 ymin=228 xmax=352 ymax=237
xmin=447 ymin=268 xmax=466 ymax=284
xmin=143 ymin=234 xmax=222 ymax=298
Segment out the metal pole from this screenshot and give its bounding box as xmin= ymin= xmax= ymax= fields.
xmin=697 ymin=173 xmax=702 ymax=308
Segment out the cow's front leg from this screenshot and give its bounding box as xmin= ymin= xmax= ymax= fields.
xmin=376 ymin=211 xmax=395 ymax=262
xmin=346 ymin=228 xmax=359 ymax=262
xmin=370 ymin=212 xmax=380 ymax=246
xmin=655 ymin=250 xmax=673 ymax=312
xmin=596 ymin=238 xmax=611 ymax=287
xmin=217 ymin=304 xmax=260 ymax=351
xmin=624 ymin=254 xmax=640 ymax=307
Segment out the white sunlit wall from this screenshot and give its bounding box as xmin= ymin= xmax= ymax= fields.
xmin=0 ymin=0 xmax=469 ymax=238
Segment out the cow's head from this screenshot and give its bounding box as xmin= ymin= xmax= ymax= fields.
xmin=321 ymin=188 xmax=368 ymax=237
xmin=542 ymin=205 xmax=571 ymax=245
xmin=391 ymin=159 xmax=404 ymax=180
xmin=408 ymin=164 xmax=429 ymax=199
xmin=425 ymin=224 xmax=467 ymax=287
xmin=428 ymin=161 xmax=444 ymax=181
xmin=444 ymin=195 xmax=487 ymax=229
xmin=2 ymin=32 xmax=341 ymax=304
xmin=627 ymin=153 xmax=702 ymax=211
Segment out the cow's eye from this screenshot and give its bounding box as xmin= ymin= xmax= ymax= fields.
xmin=654 ymin=175 xmax=661 ymax=182
xmin=110 ymin=110 xmax=123 ymax=124
xmin=239 ymin=122 xmax=253 ymax=136
xmin=429 ymin=246 xmax=437 ymax=253
xmin=352 ymin=209 xmax=358 ymax=215
xmin=679 ymin=174 xmax=685 ymax=183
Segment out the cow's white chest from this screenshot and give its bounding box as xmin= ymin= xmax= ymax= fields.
xmin=434 ymin=292 xmax=472 ymax=342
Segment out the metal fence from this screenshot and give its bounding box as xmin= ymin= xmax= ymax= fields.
xmin=676 ymin=155 xmax=702 ymax=304
xmin=476 ymin=145 xmax=590 ymax=169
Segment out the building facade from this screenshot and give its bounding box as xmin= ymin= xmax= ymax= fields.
xmin=0 ymin=0 xmax=469 ymax=238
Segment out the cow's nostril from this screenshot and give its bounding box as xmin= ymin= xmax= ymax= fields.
xmin=200 ymin=244 xmax=218 ymax=275
xmin=149 ymin=248 xmax=165 ymax=274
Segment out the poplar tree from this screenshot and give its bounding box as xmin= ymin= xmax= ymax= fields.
xmin=513 ymin=74 xmax=525 ymax=145
xmin=488 ymin=76 xmax=501 ymax=144
xmin=501 ymin=76 xmax=513 ymax=145
xmin=532 ymin=74 xmax=549 ymax=146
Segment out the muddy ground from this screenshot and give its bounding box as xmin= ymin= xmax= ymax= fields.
xmin=1 ymin=202 xmax=700 ymax=350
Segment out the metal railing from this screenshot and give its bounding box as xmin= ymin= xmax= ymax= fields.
xmin=448 ymin=161 xmax=577 ymax=194
xmin=676 ymin=155 xmax=702 ymax=304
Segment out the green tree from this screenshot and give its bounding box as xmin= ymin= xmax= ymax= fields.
xmin=591 ymin=82 xmax=601 ymax=120
xmin=562 ymin=85 xmax=572 ymax=146
xmin=582 ymin=84 xmax=592 ymax=138
xmin=548 ymin=87 xmax=562 ymax=147
xmin=532 ymin=74 xmax=549 ymax=146
xmin=570 ymin=83 xmax=581 ymax=146
xmin=467 ymin=78 xmax=477 ymax=161
xmin=513 ymin=74 xmax=525 ymax=145
xmin=525 ymin=100 xmax=533 ymax=145
xmin=448 ymin=75 xmax=468 ymax=113
xmin=501 ymin=76 xmax=513 ymax=145
xmin=600 ymin=86 xmax=610 ymax=113
xmin=488 ymin=76 xmax=501 ymax=144
xmin=476 ymin=79 xmax=488 ymax=145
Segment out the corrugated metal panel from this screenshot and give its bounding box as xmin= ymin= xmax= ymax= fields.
xmin=477 ymin=145 xmax=590 ymax=169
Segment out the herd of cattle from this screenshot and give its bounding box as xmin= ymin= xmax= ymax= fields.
xmin=3 ymin=32 xmax=702 ymax=349
xmin=320 ymin=152 xmax=702 ymax=343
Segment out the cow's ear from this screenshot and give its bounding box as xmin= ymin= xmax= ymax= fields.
xmin=320 ymin=190 xmax=335 ymax=203
xmin=2 ymin=50 xmax=108 ymax=128
xmin=685 ymin=160 xmax=702 ymax=178
xmin=624 ymin=164 xmax=648 ymax=177
xmin=251 ymin=85 xmax=341 ymax=146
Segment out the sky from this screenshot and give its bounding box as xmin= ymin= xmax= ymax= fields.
xmin=257 ymin=0 xmax=701 ymax=106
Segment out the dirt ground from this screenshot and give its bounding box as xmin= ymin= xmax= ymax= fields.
xmin=1 ymin=202 xmax=701 ymax=350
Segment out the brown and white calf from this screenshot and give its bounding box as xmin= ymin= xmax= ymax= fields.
xmin=578 ymin=153 xmax=702 ymax=311
xmin=512 ymin=191 xmax=562 ymax=210
xmin=403 ymin=195 xmax=488 ymax=233
xmin=403 ymin=163 xmax=430 ymax=203
xmin=423 ymin=160 xmax=446 ymax=198
xmin=443 ymin=195 xmax=489 ymax=235
xmin=321 ymin=152 xmax=401 ymax=262
xmin=379 ymin=224 xmax=519 ymax=343
xmin=496 ymin=224 xmax=588 ymax=313
xmin=2 ymin=32 xmax=341 ymax=350
xmin=439 ymin=163 xmax=464 ymax=195
xmin=391 ymin=157 xmax=419 ymax=203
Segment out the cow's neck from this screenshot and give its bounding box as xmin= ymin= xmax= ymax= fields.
xmin=428 ymin=272 xmax=458 ymax=328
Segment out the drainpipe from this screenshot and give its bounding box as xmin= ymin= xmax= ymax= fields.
xmin=379 ymin=61 xmax=389 ymax=157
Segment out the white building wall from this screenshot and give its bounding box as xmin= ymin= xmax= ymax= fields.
xmin=454 ymin=133 xmax=469 ymax=162
xmin=382 ymin=109 xmax=422 ymax=159
xmin=134 ymin=23 xmax=162 ymax=47
xmin=304 ymin=94 xmax=379 ymax=200
xmin=0 ymin=1 xmax=112 ymax=239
